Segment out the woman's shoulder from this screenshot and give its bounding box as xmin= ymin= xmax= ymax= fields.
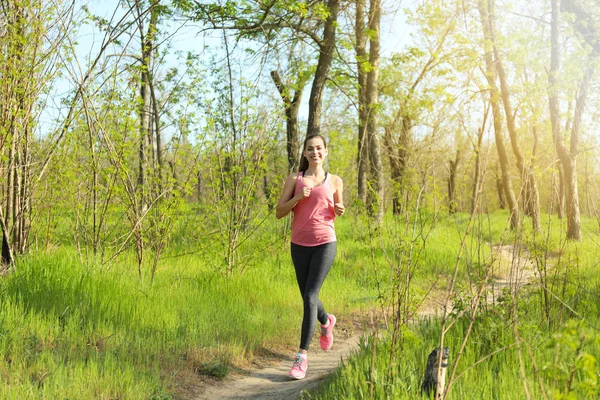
xmin=328 ymin=173 xmax=343 ymax=185
xmin=287 ymin=171 xmax=301 ymax=180
xmin=284 ymin=171 xmax=301 ymax=185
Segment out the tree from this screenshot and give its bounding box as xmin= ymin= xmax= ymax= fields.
xmin=132 ymin=0 xmax=162 ymax=272
xmin=483 ymin=0 xmax=541 ymax=231
xmin=478 ymin=0 xmax=519 ymax=229
xmin=175 ymin=0 xmax=342 ymax=170
xmin=0 ymin=0 xmax=75 ymax=266
xmin=355 ymin=0 xmax=368 ymax=203
xmin=380 ymin=3 xmax=459 ymax=215
xmin=306 ymin=0 xmax=340 ymax=139
xmin=448 ymin=149 xmax=461 ymax=214
xmin=364 ymin=0 xmax=384 ymax=222
xmin=549 ymin=0 xmax=600 ymax=240
xmin=270 ymin=70 xmax=309 ymax=172
xmin=470 ymin=98 xmax=490 ymax=214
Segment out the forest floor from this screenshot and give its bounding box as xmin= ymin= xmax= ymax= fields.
xmin=179 ymin=244 xmax=536 ymax=400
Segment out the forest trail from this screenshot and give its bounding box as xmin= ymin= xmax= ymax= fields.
xmin=418 ymin=244 xmax=537 ymax=319
xmin=190 ymin=327 xmax=363 ymax=400
xmin=188 ymin=244 xmax=536 ymax=400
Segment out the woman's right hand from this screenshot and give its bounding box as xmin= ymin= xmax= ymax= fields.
xmin=298 ymin=187 xmax=312 ymax=200
xmin=276 ymin=174 xmax=310 ymax=219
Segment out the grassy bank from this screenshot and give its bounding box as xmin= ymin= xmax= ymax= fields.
xmin=2 ymin=209 xmax=582 ymax=399
xmin=0 ymin=213 xmax=385 ymax=399
xmin=304 ymin=214 xmax=600 ymax=399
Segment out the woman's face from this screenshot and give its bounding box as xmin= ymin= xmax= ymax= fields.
xmin=304 ymin=137 xmax=327 ymax=165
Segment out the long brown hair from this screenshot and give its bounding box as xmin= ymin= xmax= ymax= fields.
xmin=298 ymin=134 xmax=327 ymax=173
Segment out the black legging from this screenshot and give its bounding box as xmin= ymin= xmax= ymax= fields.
xmin=291 ymin=241 xmax=337 ymax=351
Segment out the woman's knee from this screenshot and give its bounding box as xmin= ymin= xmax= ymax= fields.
xmin=303 ymin=292 xmax=320 ymax=309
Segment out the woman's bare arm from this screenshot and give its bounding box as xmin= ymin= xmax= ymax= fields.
xmin=275 ymin=173 xmax=311 ymax=219
xmin=332 ymin=175 xmax=345 ymax=216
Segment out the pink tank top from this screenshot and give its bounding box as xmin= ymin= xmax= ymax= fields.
xmin=291 ymin=172 xmax=337 ymax=246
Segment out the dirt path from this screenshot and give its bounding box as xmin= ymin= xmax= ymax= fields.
xmin=193 ymin=332 xmax=362 ymax=400
xmin=416 ymin=244 xmax=536 ymax=318
xmin=189 ymin=244 xmax=535 ymax=400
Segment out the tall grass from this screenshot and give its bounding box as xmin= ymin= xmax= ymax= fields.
xmin=303 ymin=213 xmax=600 ymax=399
xmin=303 ymin=308 xmax=600 ymax=399
xmin=4 ymin=209 xmax=596 ymax=399
xmin=0 ymin=213 xmax=383 ymax=399
xmin=0 ymin=248 xmax=313 ymax=398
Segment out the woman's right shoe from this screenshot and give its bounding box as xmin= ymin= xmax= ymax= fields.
xmin=289 ymin=354 xmax=308 ymax=380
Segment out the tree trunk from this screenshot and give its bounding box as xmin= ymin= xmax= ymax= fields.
xmin=486 ymin=0 xmax=540 ymax=231
xmin=17 ymin=128 xmax=31 ymax=253
xmin=263 ymin=173 xmax=274 ymax=211
xmin=135 ymin=0 xmax=160 ymax=276
xmin=137 ymin=0 xmax=159 ymax=209
xmin=271 ymin=70 xmax=306 ymax=172
xmin=384 ymin=114 xmax=412 ymax=215
xmin=563 ymin=158 xmax=581 ymax=240
xmin=549 ymin=0 xmax=569 ymax=228
xmin=0 ymin=208 xmax=13 ymax=268
xmin=495 ymin=167 xmax=506 ymax=209
xmin=478 ymin=0 xmax=519 ymax=229
xmin=7 ymin=132 xmax=16 ymax=243
xmin=471 ymin=103 xmax=488 ymax=214
xmin=1 ymin=1 xmax=35 ymax=262
xmin=150 ymin=78 xmax=163 ymax=195
xmin=562 ymin=61 xmax=594 ymax=240
xmin=306 ymin=0 xmax=340 ymax=138
xmin=355 ymin=0 xmax=368 ymax=203
xmin=365 ymin=0 xmax=383 ymax=223
xmin=448 ymin=150 xmax=460 ymax=214
xmin=383 ymin=124 xmax=401 ymax=215
xmin=524 ymin=123 xmax=541 ymax=231
xmin=556 ymin=162 xmax=565 ymax=218
xmin=548 ymin=0 xmax=598 ymax=240
xmin=12 ymin=143 xmax=21 ymax=252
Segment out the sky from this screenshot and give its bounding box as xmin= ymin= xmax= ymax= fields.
xmin=41 ymin=0 xmax=416 ymax=136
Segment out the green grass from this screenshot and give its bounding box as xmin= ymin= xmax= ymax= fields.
xmin=2 ymin=208 xmax=598 ymax=399
xmin=302 ymin=309 xmax=599 ymax=399
xmin=302 ymin=213 xmax=600 ymax=400
xmin=0 ymin=212 xmax=384 ymax=399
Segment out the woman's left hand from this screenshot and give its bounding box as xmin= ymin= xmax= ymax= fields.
xmin=334 ymin=203 xmax=345 ymax=216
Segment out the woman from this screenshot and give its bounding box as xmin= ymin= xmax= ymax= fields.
xmin=275 ymin=134 xmax=345 ymax=380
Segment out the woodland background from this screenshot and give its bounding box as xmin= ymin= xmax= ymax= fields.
xmin=1 ymin=0 xmax=599 ymax=267
xmin=0 ymin=0 xmax=599 ymax=399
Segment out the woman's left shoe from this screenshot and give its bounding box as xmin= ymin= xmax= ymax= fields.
xmin=319 ymin=314 xmax=336 ymax=350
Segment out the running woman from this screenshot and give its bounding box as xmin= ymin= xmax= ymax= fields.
xmin=275 ymin=134 xmax=345 ymax=380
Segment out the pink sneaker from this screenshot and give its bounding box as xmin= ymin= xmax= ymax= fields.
xmin=320 ymin=314 xmax=336 ymax=350
xmin=289 ymin=354 xmax=308 ymax=380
